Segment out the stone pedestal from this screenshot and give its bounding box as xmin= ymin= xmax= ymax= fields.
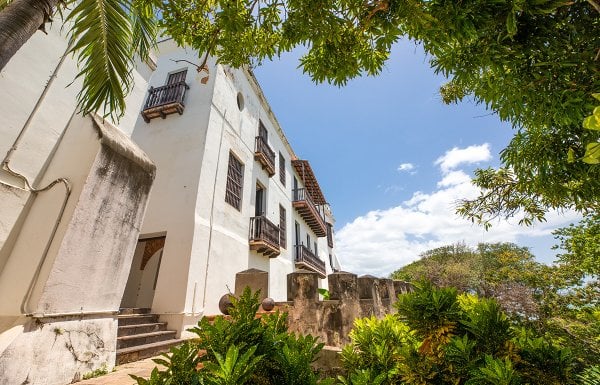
xmin=235 ymin=268 xmax=268 ymax=300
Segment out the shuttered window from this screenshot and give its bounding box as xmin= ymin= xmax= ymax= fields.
xmin=225 ymin=152 xmax=244 ymax=210
xmin=279 ymin=205 xmax=287 ymax=249
xmin=279 ymin=152 xmax=286 ymax=186
xmin=327 ymin=223 xmax=334 ymax=248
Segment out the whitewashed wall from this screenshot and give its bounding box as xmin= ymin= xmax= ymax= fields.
xmin=131 ymin=44 xmax=338 ymax=335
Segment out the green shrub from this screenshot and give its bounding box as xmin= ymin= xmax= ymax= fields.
xmin=339 ymin=281 xmax=576 ymax=385
xmin=578 ymin=366 xmax=600 ymax=385
xmin=132 ymin=288 xmax=331 ymax=385
xmin=339 ymin=315 xmax=416 ymax=384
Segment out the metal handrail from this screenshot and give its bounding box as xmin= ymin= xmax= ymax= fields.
xmin=255 ymin=136 xmax=275 ymax=167
xmin=293 ymin=188 xmax=326 ymax=222
xmin=294 ymin=244 xmax=326 ymax=276
xmin=249 ymin=216 xmax=280 ymax=247
xmin=143 ymin=81 xmax=189 ymax=110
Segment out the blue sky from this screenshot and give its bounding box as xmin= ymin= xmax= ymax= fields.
xmin=253 ymin=40 xmax=580 ymax=276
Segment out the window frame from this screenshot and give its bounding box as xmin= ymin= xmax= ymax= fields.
xmin=225 ymin=152 xmax=244 ymax=211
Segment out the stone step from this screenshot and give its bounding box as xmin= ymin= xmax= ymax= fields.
xmin=117 ymin=330 xmax=177 ymax=349
xmin=118 ymin=322 xmax=168 ymax=337
xmin=119 ymin=307 xmax=151 ymax=315
xmin=117 ymin=314 xmax=159 ymax=326
xmin=116 ymin=339 xmax=183 ymax=365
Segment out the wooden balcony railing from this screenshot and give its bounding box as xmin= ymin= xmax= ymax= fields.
xmin=141 ymin=81 xmax=189 ymax=123
xmin=294 ymin=244 xmax=326 ymax=278
xmin=292 ymin=188 xmax=327 ymax=237
xmin=249 ymin=216 xmax=280 ymax=257
xmin=254 ymin=136 xmax=276 ymax=177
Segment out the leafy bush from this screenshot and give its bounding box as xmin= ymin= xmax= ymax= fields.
xmin=339 ymin=315 xmax=417 ymax=384
xmin=578 ymin=366 xmax=600 ymax=385
xmin=338 ymin=282 xmax=576 ymax=385
xmin=132 ymin=288 xmax=332 ymax=385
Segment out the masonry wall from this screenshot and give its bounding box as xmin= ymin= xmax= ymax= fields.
xmin=0 ymin=115 xmax=156 ymax=385
xmin=131 ymin=47 xmax=339 ymax=336
xmin=281 ymin=271 xmax=412 ymax=347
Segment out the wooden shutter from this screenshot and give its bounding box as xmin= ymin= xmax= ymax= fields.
xmin=279 ymin=205 xmax=287 ymax=249
xmin=225 ymin=152 xmax=244 ymax=210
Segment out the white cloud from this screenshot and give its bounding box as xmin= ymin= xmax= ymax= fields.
xmin=437 ymin=170 xmax=471 ymax=188
xmin=435 ymin=143 xmax=491 ymax=173
xmin=397 ymin=163 xmax=416 ymax=173
xmin=335 ymin=144 xmax=580 ymax=277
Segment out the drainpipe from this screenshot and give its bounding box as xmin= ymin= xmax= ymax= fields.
xmin=0 ymin=41 xmax=74 ymax=316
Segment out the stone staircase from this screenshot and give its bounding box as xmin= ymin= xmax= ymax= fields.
xmin=116 ymin=308 xmax=182 ymax=365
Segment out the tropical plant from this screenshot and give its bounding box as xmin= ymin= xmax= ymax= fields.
xmin=0 ymin=0 xmax=158 ymax=120
xmin=339 ymin=315 xmax=417 ymax=384
xmin=578 ymin=366 xmax=600 ymax=385
xmin=131 ymin=287 xmax=331 ymax=385
xmin=339 ymin=282 xmax=577 ymax=385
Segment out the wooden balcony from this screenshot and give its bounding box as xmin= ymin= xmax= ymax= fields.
xmin=293 ymin=188 xmax=327 ymax=237
xmin=254 ymin=136 xmax=276 ymax=177
xmin=249 ymin=216 xmax=280 ymax=258
xmin=294 ymin=245 xmax=326 ymax=278
xmin=141 ymin=81 xmax=189 ymax=123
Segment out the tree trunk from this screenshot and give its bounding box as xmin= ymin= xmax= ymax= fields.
xmin=0 ymin=0 xmax=57 ymax=70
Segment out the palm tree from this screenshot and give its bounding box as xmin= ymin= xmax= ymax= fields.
xmin=0 ymin=0 xmax=157 ymax=121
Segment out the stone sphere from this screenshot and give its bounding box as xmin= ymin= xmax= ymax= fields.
xmin=218 ymin=294 xmax=233 ymax=315
xmin=261 ymin=297 xmax=275 ymax=311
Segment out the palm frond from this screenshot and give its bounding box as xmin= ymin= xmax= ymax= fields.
xmin=130 ymin=0 xmax=158 ymax=61
xmin=66 ymin=0 xmax=134 ymax=120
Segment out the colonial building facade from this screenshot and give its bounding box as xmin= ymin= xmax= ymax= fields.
xmin=0 ymin=25 xmax=340 ymax=385
xmin=122 ymin=38 xmax=341 ymax=334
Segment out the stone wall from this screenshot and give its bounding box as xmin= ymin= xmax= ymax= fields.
xmin=0 ymin=115 xmax=156 ymax=385
xmin=234 ymin=269 xmax=412 ymax=348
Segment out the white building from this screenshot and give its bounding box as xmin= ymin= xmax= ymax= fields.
xmin=122 ymin=38 xmax=341 ymax=334
xmin=0 ymin=25 xmax=340 ymax=385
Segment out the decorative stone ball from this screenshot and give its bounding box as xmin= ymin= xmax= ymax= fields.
xmin=219 ymin=294 xmax=233 ymax=315
xmin=261 ymin=297 xmax=275 ymax=311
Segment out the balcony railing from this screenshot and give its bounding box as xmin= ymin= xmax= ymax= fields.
xmin=141 ymin=81 xmax=189 ymax=123
xmin=292 ymin=188 xmax=327 ymax=237
xmin=294 ymin=244 xmax=326 ymax=278
xmin=249 ymin=216 xmax=280 ymax=257
xmin=254 ymin=136 xmax=276 ymax=176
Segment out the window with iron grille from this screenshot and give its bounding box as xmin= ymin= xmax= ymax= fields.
xmin=225 ymin=152 xmax=244 ymax=210
xmin=279 ymin=152 xmax=286 ymax=186
xmin=279 ymin=205 xmax=287 ymax=249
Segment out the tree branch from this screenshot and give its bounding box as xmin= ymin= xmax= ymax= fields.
xmin=587 ymin=0 xmax=600 ymax=13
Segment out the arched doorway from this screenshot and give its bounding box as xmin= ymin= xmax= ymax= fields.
xmin=121 ymin=235 xmax=165 ymax=308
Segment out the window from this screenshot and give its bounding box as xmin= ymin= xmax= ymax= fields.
xmin=167 ymin=69 xmax=187 ymax=84
xmin=225 ymin=152 xmax=244 ymax=210
xmin=259 ymin=120 xmax=268 ymax=140
xmin=314 ymin=241 xmax=318 ymax=256
xmin=255 ymin=184 xmax=264 ymax=216
xmin=279 ymin=152 xmax=286 ymax=186
xmin=326 ymin=223 xmax=334 ymax=248
xmin=279 ymin=205 xmax=287 ymax=249
xmin=306 ymin=234 xmax=311 ymax=250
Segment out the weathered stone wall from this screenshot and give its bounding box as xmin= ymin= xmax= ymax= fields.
xmin=0 ymin=115 xmax=156 ymax=385
xmin=234 ymin=269 xmax=411 ymax=348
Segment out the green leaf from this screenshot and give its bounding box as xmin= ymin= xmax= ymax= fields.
xmin=567 ymin=147 xmax=575 ymax=163
xmin=582 ymin=142 xmax=600 ymax=164
xmin=506 ymin=11 xmax=517 ymax=36
xmin=583 ymin=110 xmax=600 ymax=131
xmin=66 ymin=0 xmax=137 ymax=120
